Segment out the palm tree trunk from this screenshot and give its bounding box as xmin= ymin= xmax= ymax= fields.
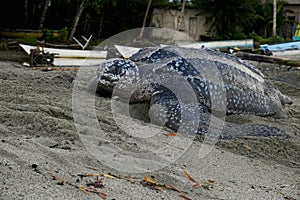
xmin=97 ymin=11 xmax=104 ymax=38
xmin=24 ymin=0 xmax=28 ymax=26
xmin=38 ymin=0 xmax=51 ymax=30
xmin=30 ymin=4 xmax=37 ymax=27
xmin=273 ymin=0 xmax=277 ymax=36
xmin=177 ymin=0 xmax=186 ymax=31
xmin=68 ymin=0 xmax=87 ymax=41
xmin=139 ymin=0 xmax=152 ymax=38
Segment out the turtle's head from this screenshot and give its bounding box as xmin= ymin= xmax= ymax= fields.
xmin=94 ymin=59 xmax=139 ymax=94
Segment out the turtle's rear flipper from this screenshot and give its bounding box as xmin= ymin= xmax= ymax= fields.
xmin=219 ymin=123 xmax=288 ymax=140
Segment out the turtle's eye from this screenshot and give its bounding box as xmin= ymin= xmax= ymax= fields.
xmin=110 ymin=65 xmax=125 ymax=76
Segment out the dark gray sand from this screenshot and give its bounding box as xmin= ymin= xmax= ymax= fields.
xmin=0 ymin=59 xmax=299 ymax=200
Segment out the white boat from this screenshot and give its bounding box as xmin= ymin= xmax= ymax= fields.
xmin=259 ymin=41 xmax=300 ymax=56
xmin=114 ymin=45 xmax=141 ymax=59
xmin=19 ymin=43 xmax=107 ymax=59
xmin=114 ymin=39 xmax=254 ymax=59
xmin=271 ymin=49 xmax=300 ymax=56
xmin=170 ymin=39 xmax=254 ymax=51
xmin=20 ymin=43 xmax=107 ymax=66
xmin=52 ymin=58 xmax=105 ymax=66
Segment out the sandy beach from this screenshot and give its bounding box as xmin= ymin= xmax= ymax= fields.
xmin=0 ymin=56 xmax=299 ymax=200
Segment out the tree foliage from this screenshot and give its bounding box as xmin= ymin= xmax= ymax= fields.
xmin=192 ymin=0 xmax=259 ymax=39
xmin=0 ymin=0 xmax=294 ymax=41
xmin=191 ymin=0 xmax=291 ymax=40
xmin=253 ymin=0 xmax=292 ymax=38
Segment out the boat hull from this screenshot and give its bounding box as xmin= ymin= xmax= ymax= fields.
xmin=0 ymin=31 xmax=43 ymax=38
xmin=115 ymin=39 xmax=254 ymax=59
xmin=53 ymin=58 xmax=105 ymax=66
xmin=19 ymin=44 xmax=107 ymax=59
xmin=260 ymin=41 xmax=300 ymax=55
xmin=271 ymin=49 xmax=300 ymax=56
xmin=176 ymin=39 xmax=254 ymax=51
xmin=0 ymin=29 xmax=63 ymax=38
xmin=19 ymin=43 xmax=107 ymax=66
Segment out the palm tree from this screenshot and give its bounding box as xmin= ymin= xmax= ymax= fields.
xmin=38 ymin=0 xmax=52 ymax=30
xmin=67 ymin=0 xmax=118 ymax=41
xmin=68 ymin=0 xmax=88 ymax=41
xmin=192 ymin=0 xmax=259 ymax=39
xmin=254 ymin=0 xmax=290 ymax=38
xmin=88 ymin=0 xmax=117 ymax=38
xmin=140 ymin=0 xmax=153 ymax=37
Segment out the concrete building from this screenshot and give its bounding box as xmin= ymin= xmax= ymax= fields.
xmin=284 ymin=0 xmax=300 ymax=23
xmin=150 ymin=1 xmax=300 ymax=41
xmin=150 ymin=6 xmax=211 ymax=41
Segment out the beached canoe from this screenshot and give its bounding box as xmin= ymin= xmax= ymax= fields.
xmin=0 ymin=28 xmax=62 ymax=38
xmin=174 ymin=39 xmax=254 ymax=51
xmin=260 ymin=41 xmax=300 ymax=55
xmin=114 ymin=39 xmax=254 ymax=59
xmin=19 ymin=43 xmax=107 ymax=59
xmin=19 ymin=43 xmax=107 ymax=66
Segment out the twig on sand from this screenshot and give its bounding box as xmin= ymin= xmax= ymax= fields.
xmin=278 ymin=191 xmax=298 ymax=200
xmin=51 ymin=169 xmax=216 ymax=200
xmin=51 ymin=175 xmax=107 ymax=199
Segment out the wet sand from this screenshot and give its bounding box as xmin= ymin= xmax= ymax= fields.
xmin=0 ymin=58 xmax=299 ymax=200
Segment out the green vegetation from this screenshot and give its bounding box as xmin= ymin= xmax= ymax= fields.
xmin=0 ymin=0 xmax=297 ymax=42
xmin=42 ymin=27 xmax=69 ymax=42
xmin=192 ymin=0 xmax=294 ymax=41
xmin=192 ymin=0 xmax=258 ymax=40
xmin=249 ymin=32 xmax=288 ymax=44
xmin=16 ymin=37 xmax=38 ymax=46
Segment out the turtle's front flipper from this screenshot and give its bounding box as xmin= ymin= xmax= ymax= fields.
xmin=148 ymin=84 xmax=287 ymax=140
xmin=148 ymin=85 xmax=210 ymax=135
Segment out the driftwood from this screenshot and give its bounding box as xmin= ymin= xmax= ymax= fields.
xmin=235 ymin=52 xmax=289 ymax=63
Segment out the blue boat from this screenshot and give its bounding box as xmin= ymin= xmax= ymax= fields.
xmin=259 ymin=40 xmax=300 ymax=55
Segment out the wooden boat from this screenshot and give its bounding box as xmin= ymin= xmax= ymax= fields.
xmin=19 ymin=43 xmax=107 ymax=66
xmin=0 ymin=28 xmax=62 ymax=38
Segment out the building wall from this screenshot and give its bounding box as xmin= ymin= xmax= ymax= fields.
xmin=285 ymin=5 xmax=300 ymax=23
xmin=150 ymin=2 xmax=300 ymax=40
xmin=150 ymin=7 xmax=211 ymax=41
xmin=284 ymin=0 xmax=300 ymax=23
xmin=285 ymin=0 xmax=300 ymax=4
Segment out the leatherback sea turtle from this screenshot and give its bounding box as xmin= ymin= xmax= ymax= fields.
xmin=88 ymin=46 xmax=293 ymax=139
